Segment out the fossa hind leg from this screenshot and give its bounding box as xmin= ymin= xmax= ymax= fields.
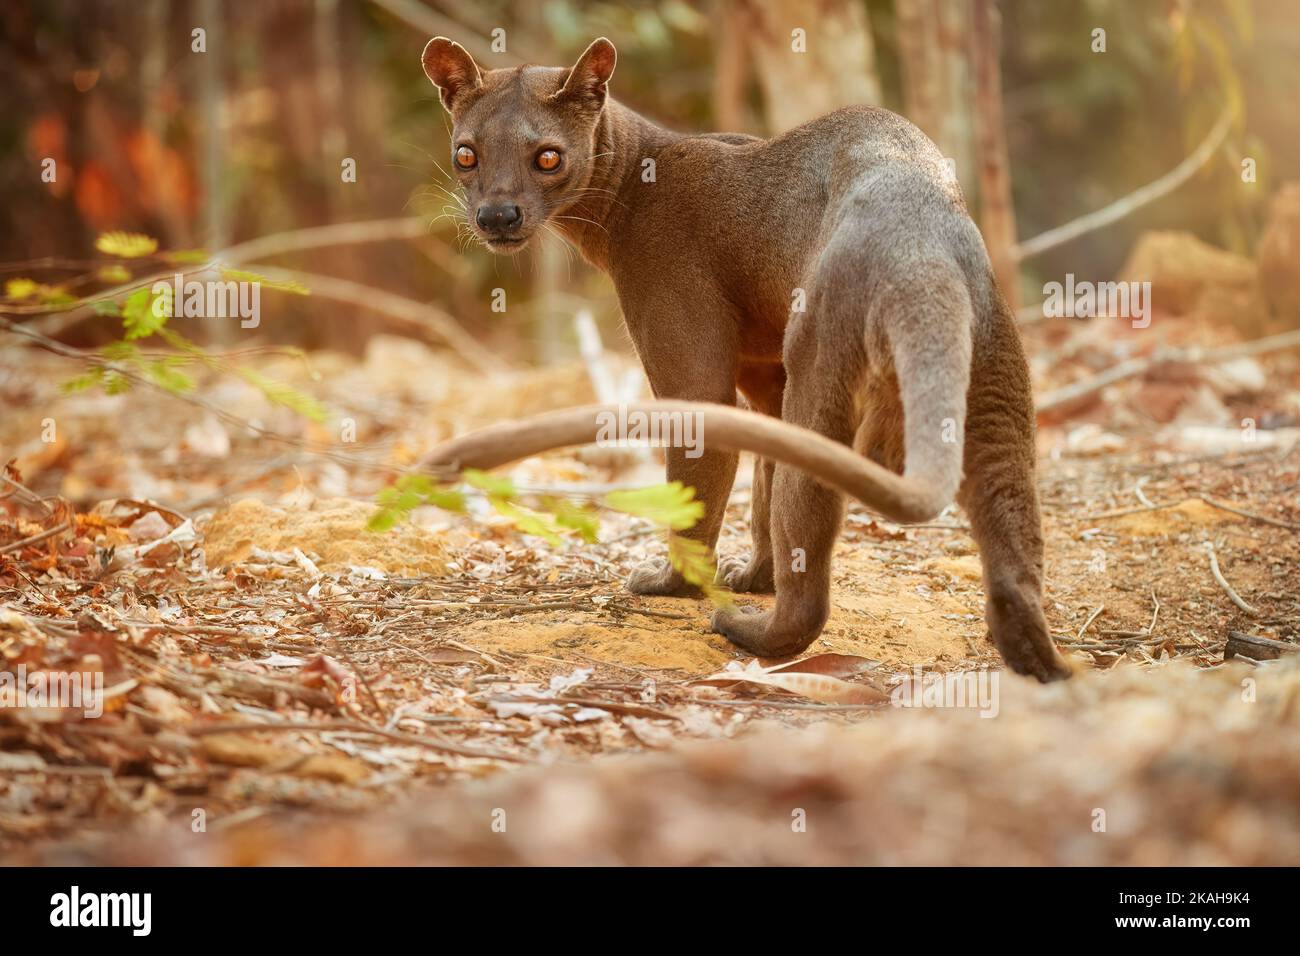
xmin=715 ymin=255 xmax=974 ymax=658
xmin=959 ymin=307 xmax=1071 ymax=680
xmin=712 ymin=309 xmax=862 ymax=655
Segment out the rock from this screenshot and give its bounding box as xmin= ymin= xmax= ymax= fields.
xmin=1258 ymin=182 xmax=1300 ymax=327
xmin=1117 ymin=230 xmax=1256 ymax=317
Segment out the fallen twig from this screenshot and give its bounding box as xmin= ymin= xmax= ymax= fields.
xmin=1205 ymin=542 xmax=1258 ymax=616
xmin=1076 ymin=605 xmax=1105 ymax=641
xmin=0 ymin=519 xmax=72 ymax=556
xmin=1198 ymin=495 xmax=1300 ymax=531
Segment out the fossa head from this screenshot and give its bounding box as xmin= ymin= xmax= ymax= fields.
xmin=422 ymin=37 xmax=617 ymax=253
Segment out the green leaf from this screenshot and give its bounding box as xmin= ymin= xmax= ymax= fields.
xmin=157 ymin=326 xmax=204 ymax=354
xmin=100 ymin=341 xmax=141 ymax=362
xmin=37 ymin=286 xmax=75 ymax=306
xmin=368 ymin=474 xmax=467 ymax=532
xmin=462 ymin=468 xmax=516 ymax=500
xmin=668 ymin=536 xmax=733 ymax=608
xmin=97 ymin=264 xmax=131 ymax=284
xmin=542 ymin=496 xmax=601 ymax=543
xmin=7 ymin=278 xmax=75 ymax=305
xmin=95 ymin=231 xmax=158 ymax=258
xmin=366 ymin=508 xmax=401 ymax=533
xmin=92 ymin=299 xmax=123 ymax=317
xmin=376 ymin=486 xmax=424 ymax=513
xmin=393 ymin=473 xmax=466 ymax=513
xmin=237 ymin=368 xmax=329 ymax=423
xmin=220 ymin=267 xmax=310 ymax=296
xmin=101 ymin=370 xmax=131 ymax=395
xmin=165 ymin=248 xmax=210 ymax=266
xmin=491 ymin=498 xmax=563 ymax=546
xmin=122 ymin=287 xmax=168 ymax=340
xmin=392 ymin=473 xmax=436 ymax=496
xmin=604 ymin=481 xmax=704 ymax=531
xmin=145 ymin=360 xmax=196 ymax=394
xmin=61 ymin=368 xmax=105 ymax=393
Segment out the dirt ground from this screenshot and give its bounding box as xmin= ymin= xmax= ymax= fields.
xmin=2 ymin=302 xmax=1299 ymax=864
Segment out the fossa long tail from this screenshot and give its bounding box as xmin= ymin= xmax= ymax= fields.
xmin=421 ymin=399 xmax=960 ymax=524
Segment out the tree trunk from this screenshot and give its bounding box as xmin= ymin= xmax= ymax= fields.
xmin=741 ymin=0 xmax=881 ymax=134
xmin=896 ymin=0 xmax=974 ymax=194
xmin=712 ymin=0 xmax=752 ymax=133
xmin=969 ymin=0 xmax=1020 ymax=308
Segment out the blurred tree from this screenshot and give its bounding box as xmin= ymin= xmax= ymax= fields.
xmin=733 ymin=0 xmax=882 ymax=133
xmin=895 ymin=0 xmax=974 ymax=188
xmin=2 ymin=0 xmax=1295 ymax=360
xmin=969 ymin=0 xmax=1018 ymax=307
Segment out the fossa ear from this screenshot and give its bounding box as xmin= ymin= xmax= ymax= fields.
xmin=552 ymin=37 xmax=617 ymax=111
xmin=421 ymin=37 xmax=483 ymax=112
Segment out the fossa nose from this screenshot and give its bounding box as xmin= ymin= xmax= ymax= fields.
xmin=476 ymin=202 xmax=523 ymax=234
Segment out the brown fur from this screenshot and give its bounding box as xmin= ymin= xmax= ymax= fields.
xmin=421 ymin=37 xmax=1070 ymax=681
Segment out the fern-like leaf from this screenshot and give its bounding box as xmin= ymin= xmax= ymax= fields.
xmin=604 ymin=481 xmax=704 ymax=530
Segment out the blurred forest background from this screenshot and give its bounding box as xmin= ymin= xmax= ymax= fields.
xmin=2 ymin=0 xmax=1297 ymax=361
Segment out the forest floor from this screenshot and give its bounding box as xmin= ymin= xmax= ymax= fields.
xmin=2 ymin=301 xmax=1299 ymax=864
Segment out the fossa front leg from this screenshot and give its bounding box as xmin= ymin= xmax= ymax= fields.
xmin=626 ymin=434 xmax=739 ymax=596
xmin=716 ymin=361 xmax=785 ymax=593
xmin=620 ymin=294 xmax=740 ymax=597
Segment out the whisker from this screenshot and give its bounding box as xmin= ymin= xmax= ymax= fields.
xmin=550 ymin=214 xmax=609 ymax=235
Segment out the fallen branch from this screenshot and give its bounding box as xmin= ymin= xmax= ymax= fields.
xmin=1076 ymin=605 xmax=1105 ymax=642
xmin=0 ymin=467 xmax=55 ymax=517
xmin=1224 ymin=631 xmax=1298 ymax=662
xmin=1198 ymin=495 xmax=1300 ymax=531
xmin=244 ymin=263 xmax=506 ymax=376
xmin=1014 ymin=104 xmax=1233 ymax=261
xmin=1082 ymin=494 xmax=1300 ymax=530
xmin=1036 ymin=328 xmax=1300 ymax=414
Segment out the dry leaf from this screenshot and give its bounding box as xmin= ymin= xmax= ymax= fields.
xmin=695 ymin=659 xmax=889 ymax=705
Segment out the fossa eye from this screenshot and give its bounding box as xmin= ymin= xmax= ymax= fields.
xmin=454 ymin=145 xmax=477 ymax=170
xmin=536 ymin=149 xmax=562 ymax=172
